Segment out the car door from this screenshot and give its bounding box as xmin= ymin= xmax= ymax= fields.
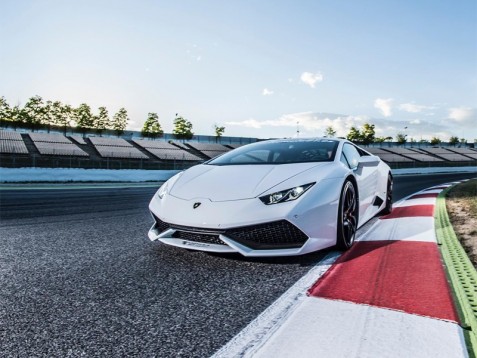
xmin=341 ymin=143 xmax=378 ymax=225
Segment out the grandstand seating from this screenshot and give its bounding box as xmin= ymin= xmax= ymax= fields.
xmin=186 ymin=142 xmax=231 ymax=159
xmin=143 ymin=148 xmax=202 ymax=161
xmin=447 ymin=147 xmax=477 ymax=160
xmin=383 ymin=147 xmax=443 ymax=162
xmin=0 ymin=130 xmax=23 ymax=141
xmin=33 ymin=142 xmax=88 ymax=157
xmin=94 ymin=145 xmax=149 ymax=159
xmin=133 ymin=139 xmax=202 ymax=161
xmin=1 ymin=129 xmax=476 ymax=169
xmin=418 ymin=147 xmax=471 ymax=161
xmin=69 ymin=136 xmax=87 ymax=145
xmin=187 ymin=142 xmax=230 ymax=152
xmin=89 ymin=136 xmax=150 ymax=159
xmin=170 ymin=141 xmax=191 ymax=150
xmin=0 ymin=139 xmax=29 ymax=154
xmin=89 ymin=137 xmax=132 ymax=147
xmin=226 ymin=143 xmax=245 ymax=149
xmin=201 ymin=150 xmax=228 ymax=159
xmin=133 ymin=139 xmax=178 ymax=150
xmin=0 ymin=130 xmax=29 ymax=154
xmin=364 ymin=147 xmax=414 ymax=162
xmin=29 ymin=132 xmax=72 ymax=143
xmin=28 ymin=132 xmax=89 ymax=157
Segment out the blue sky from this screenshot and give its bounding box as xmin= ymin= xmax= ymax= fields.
xmin=1 ymin=0 xmax=476 ymax=140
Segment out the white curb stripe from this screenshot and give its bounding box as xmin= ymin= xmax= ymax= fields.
xmin=211 ymin=252 xmax=341 ymax=358
xmin=396 ymin=197 xmax=437 ymax=207
xmin=359 ymin=217 xmax=436 ymax=243
xmin=253 ymin=298 xmax=468 ymax=358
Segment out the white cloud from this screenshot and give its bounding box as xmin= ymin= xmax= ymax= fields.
xmin=399 ymin=103 xmax=433 ymax=113
xmin=300 ymin=72 xmax=323 ymax=88
xmin=262 ymin=88 xmax=274 ymax=96
xmin=374 ymin=98 xmax=394 ymax=117
xmin=227 ymin=112 xmax=367 ymax=137
xmin=448 ymin=107 xmax=476 ymax=126
xmin=226 ymin=111 xmax=457 ymax=140
xmin=226 ymin=118 xmax=263 ymax=129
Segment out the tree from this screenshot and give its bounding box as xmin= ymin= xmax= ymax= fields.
xmin=112 ymin=107 xmax=128 ymax=136
xmin=361 ymin=123 xmax=375 ymax=144
xmin=43 ymin=100 xmax=54 ymax=132
xmin=448 ymin=136 xmax=459 ymax=146
xmin=54 ymin=102 xmax=73 ymax=135
xmin=346 ymin=126 xmax=362 ymax=143
xmin=10 ymin=105 xmax=26 ymax=129
xmin=172 ymin=114 xmax=193 ymax=140
xmin=460 ymin=138 xmax=467 ymax=145
xmin=396 ymin=133 xmax=407 ymax=145
xmin=324 ymin=126 xmax=336 ymax=137
xmin=94 ymin=106 xmax=109 ymax=136
xmin=76 ymin=103 xmax=94 ymax=134
xmin=214 ymin=124 xmax=225 ymax=142
xmin=0 ymin=96 xmax=11 ymax=122
xmin=23 ymin=95 xmax=45 ymax=130
xmin=430 ymin=136 xmax=441 ymax=145
xmin=374 ymin=136 xmax=392 ymax=143
xmin=141 ymin=112 xmax=163 ymax=139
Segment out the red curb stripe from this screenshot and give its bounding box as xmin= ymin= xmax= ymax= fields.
xmin=380 ymin=205 xmax=434 ymax=219
xmin=308 ymin=241 xmax=459 ymax=322
xmin=408 ymin=193 xmax=439 ymax=200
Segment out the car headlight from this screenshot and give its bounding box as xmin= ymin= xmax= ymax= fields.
xmin=157 ymin=181 xmax=169 ymax=199
xmin=259 ymin=183 xmax=315 ymax=205
xmin=156 ymin=172 xmax=183 ymax=199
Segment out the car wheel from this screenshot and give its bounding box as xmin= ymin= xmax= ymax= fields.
xmin=336 ymin=180 xmax=358 ymax=250
xmin=380 ymin=174 xmax=393 ymax=215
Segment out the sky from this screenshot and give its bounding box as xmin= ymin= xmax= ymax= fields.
xmin=1 ymin=0 xmax=476 ymax=141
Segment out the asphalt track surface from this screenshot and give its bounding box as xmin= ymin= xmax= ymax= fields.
xmin=0 ymin=172 xmax=475 ymax=357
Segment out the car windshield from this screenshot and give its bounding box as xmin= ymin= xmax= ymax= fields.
xmin=207 ymin=139 xmax=339 ymax=165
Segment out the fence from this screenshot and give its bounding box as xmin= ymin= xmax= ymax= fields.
xmin=0 ymin=153 xmax=202 ymax=171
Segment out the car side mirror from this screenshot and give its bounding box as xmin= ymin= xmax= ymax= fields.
xmin=357 ymin=155 xmax=380 ymax=168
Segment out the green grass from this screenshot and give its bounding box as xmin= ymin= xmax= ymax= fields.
xmin=436 ymin=184 xmax=477 ymax=358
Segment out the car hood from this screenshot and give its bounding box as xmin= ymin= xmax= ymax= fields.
xmin=169 ymin=162 xmax=332 ymax=201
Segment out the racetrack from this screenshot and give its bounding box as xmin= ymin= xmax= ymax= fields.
xmin=0 ymin=172 xmax=475 ymax=357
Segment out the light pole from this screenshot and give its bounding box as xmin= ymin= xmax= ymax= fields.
xmin=296 ymin=121 xmax=300 ymax=138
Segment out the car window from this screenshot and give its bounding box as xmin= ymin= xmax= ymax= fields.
xmin=208 ymin=139 xmax=339 ymax=165
xmin=342 ymin=143 xmax=361 ymax=169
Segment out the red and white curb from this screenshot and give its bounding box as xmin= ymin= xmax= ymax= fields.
xmin=213 ymin=182 xmax=468 ymax=358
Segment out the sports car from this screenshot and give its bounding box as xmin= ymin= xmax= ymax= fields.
xmin=148 ymin=138 xmax=392 ymax=257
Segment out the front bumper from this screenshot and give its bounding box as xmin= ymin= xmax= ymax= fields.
xmin=148 ymin=214 xmax=331 ymax=257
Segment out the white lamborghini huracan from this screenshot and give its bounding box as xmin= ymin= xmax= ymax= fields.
xmin=148 ymin=138 xmax=392 ymax=257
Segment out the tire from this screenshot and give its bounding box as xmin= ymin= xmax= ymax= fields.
xmin=336 ymin=180 xmax=358 ymax=250
xmin=380 ymin=174 xmax=393 ymax=215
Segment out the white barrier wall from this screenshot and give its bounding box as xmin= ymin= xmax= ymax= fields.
xmin=0 ymin=168 xmax=181 ymax=182
xmin=0 ymin=166 xmax=475 ymax=182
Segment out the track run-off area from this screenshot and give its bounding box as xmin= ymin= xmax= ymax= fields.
xmin=0 ymin=172 xmax=475 ymax=357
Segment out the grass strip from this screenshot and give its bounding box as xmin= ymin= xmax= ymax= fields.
xmin=436 ymin=186 xmax=477 ymax=358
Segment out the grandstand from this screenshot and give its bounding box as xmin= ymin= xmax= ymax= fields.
xmin=29 ymin=132 xmax=72 ymax=144
xmin=133 ymin=139 xmax=202 ymax=161
xmin=69 ymin=136 xmax=87 ymax=145
xmin=365 ymin=148 xmax=414 ymax=163
xmin=88 ymin=136 xmax=148 ymax=159
xmin=186 ymin=142 xmax=231 ymax=159
xmin=0 ymin=130 xmax=29 ymax=154
xmin=447 ymin=147 xmax=477 ymax=160
xmin=382 ymin=147 xmax=443 ymax=162
xmin=417 ymin=147 xmax=471 ymax=162
xmin=1 ymin=129 xmax=476 ymax=170
xmin=28 ymin=132 xmax=88 ymax=157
